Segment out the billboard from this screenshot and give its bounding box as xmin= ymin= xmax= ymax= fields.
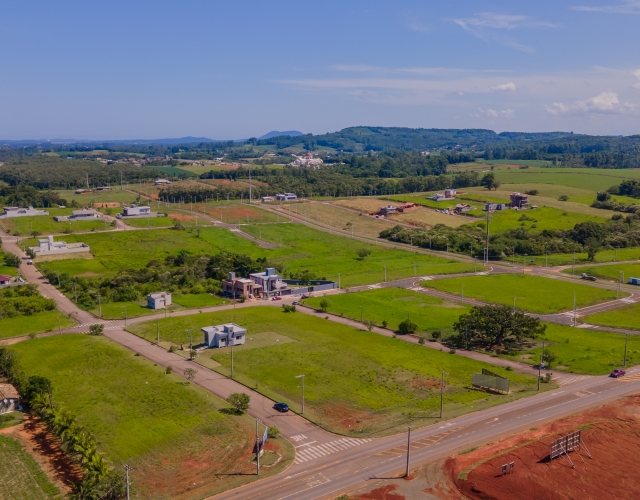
xmin=550 ymin=430 xmax=581 ymax=460
xmin=472 ymin=371 xmax=510 ymax=394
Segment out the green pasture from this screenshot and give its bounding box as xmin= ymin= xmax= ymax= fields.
xmin=89 ymin=294 xmax=227 ymax=319
xmin=528 ymin=247 xmax=640 ymax=266
xmin=493 ymin=167 xmax=640 ymax=191
xmin=305 ymin=288 xmax=468 ymax=337
xmin=477 ymin=159 xmax=552 ymax=167
xmin=32 ymin=223 xmax=481 ymax=287
xmin=123 ymin=217 xmax=175 ymax=228
xmin=0 ymin=435 xmax=61 ymax=499
xmin=0 ymin=208 xmax=112 ymax=235
xmin=475 ymin=206 xmax=606 ymax=233
xmin=129 ymin=307 xmax=542 ymax=436
xmin=10 ymin=334 xmax=293 ymax=497
xmin=584 ymin=302 xmax=640 ymax=330
xmin=421 ymin=274 xmax=622 ymax=314
xmin=569 ymin=263 xmax=640 ymax=282
xmin=0 ymin=265 xmax=16 ymax=276
xmin=36 ymin=256 xmax=108 ymax=277
xmin=0 ymin=310 xmax=76 ymax=340
xmin=53 ymin=189 xmax=140 ymax=206
xmin=146 ymin=165 xmax=197 ymax=177
xmin=504 ymin=324 xmax=639 ymax=375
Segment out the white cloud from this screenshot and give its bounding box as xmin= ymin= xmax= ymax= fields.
xmin=453 ymin=13 xmax=529 ymax=31
xmin=476 ymin=108 xmax=514 ymax=118
xmin=546 ymin=91 xmax=635 ymax=116
xmin=633 ymin=69 xmax=640 ymax=88
xmin=490 ymin=82 xmax=516 ymax=91
xmin=572 ymin=1 xmax=640 ymax=14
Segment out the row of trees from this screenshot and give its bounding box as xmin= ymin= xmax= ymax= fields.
xmin=0 ymin=347 xmax=126 ymax=498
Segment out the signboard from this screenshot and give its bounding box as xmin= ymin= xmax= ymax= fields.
xmin=261 ymin=427 xmax=269 ymax=450
xmin=550 ymin=430 xmax=581 ymax=460
xmin=472 ymin=372 xmax=510 ymax=394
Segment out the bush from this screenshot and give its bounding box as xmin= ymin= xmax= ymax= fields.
xmin=227 ymin=392 xmax=250 ymax=413
xmin=88 ymin=324 xmax=104 ymax=336
xmin=267 ymin=426 xmax=280 ymax=438
xmin=431 ymin=330 xmax=442 ymax=341
xmin=558 ymin=195 xmax=569 ymax=201
xmin=3 ymin=252 xmax=21 ymax=268
xmin=282 ymin=304 xmax=297 ymax=313
xmin=397 ymin=318 xmax=418 ymax=335
xmin=381 ymin=320 xmax=388 ymax=328
xmin=418 ymin=337 xmax=425 ymax=345
xmin=525 ymin=190 xmax=539 ymax=196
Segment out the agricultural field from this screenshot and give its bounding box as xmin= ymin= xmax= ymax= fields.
xmin=570 ymin=263 xmax=640 ymax=282
xmin=32 ymin=223 xmax=481 ymax=287
xmin=0 ymin=435 xmax=62 ymax=499
xmin=492 ymin=167 xmax=640 ymax=191
xmin=584 ymin=302 xmax=640 ymax=330
xmin=11 ymin=335 xmax=293 ymax=499
xmin=477 ymin=159 xmax=553 ymax=167
xmin=305 ymin=288 xmax=469 ymax=337
xmin=53 ymin=189 xmax=139 ymax=206
xmin=0 ymin=310 xmax=76 ymax=340
xmin=504 ymin=323 xmax=638 ymax=375
xmin=0 ymin=208 xmax=112 ymax=235
xmin=421 ymin=274 xmax=622 ymax=314
xmin=282 ymin=201 xmax=397 ymax=238
xmin=128 ymin=307 xmax=542 ymax=436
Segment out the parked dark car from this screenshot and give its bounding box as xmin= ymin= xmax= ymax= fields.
xmin=610 ymin=369 xmax=626 ymax=378
xmin=580 ymin=273 xmax=597 ymax=281
xmin=274 ymin=402 xmax=290 ymax=412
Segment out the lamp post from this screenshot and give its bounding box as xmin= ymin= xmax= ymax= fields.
xmin=122 ymin=305 xmax=127 ymax=327
xmin=295 ymin=374 xmax=305 ymax=414
xmin=124 ymin=465 xmax=133 ymax=500
xmin=624 ymin=333 xmax=628 ymax=367
xmin=405 ymin=426 xmax=411 ymax=478
xmin=186 ymin=329 xmax=193 ymax=359
xmin=256 ymin=418 xmax=262 ymax=475
xmin=440 ymin=371 xmax=448 ymax=418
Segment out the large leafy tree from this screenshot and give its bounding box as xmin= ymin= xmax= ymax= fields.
xmin=454 ymin=304 xmax=546 ymax=348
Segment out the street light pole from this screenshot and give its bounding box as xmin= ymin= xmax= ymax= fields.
xmin=124 ymin=465 xmax=133 ymax=500
xmin=186 ymin=329 xmax=193 ymax=359
xmin=122 ymin=306 xmax=127 ymax=327
xmin=405 ymin=426 xmax=411 ymax=478
xmin=624 ymin=333 xmax=628 ymax=367
xmin=256 ymin=418 xmax=261 ymax=475
xmin=231 ymin=342 xmax=234 ymax=378
xmin=295 ymin=375 xmax=305 ymax=414
xmin=439 ymin=371 xmax=447 ymax=418
xmin=98 ymin=294 xmax=102 ymax=318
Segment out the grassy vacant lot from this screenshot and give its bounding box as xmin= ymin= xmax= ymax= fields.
xmin=493 ymin=167 xmax=640 ymax=191
xmin=130 ymin=307 xmax=542 ymax=436
xmin=477 ymin=159 xmax=552 ymax=167
xmin=54 ymin=189 xmax=139 ymax=206
xmin=283 ymin=201 xmax=396 ymax=238
xmin=305 ymin=288 xmax=469 ymax=337
xmin=383 ymin=194 xmax=484 ymax=218
xmin=471 ymin=206 xmax=607 ymax=233
xmin=11 ymin=335 xmax=293 ymax=499
xmin=0 ymin=208 xmax=111 ymax=235
xmin=35 ymin=223 xmax=480 ymax=287
xmin=505 ymin=324 xmax=639 ymax=375
xmin=123 ymin=216 xmax=175 ymax=228
xmin=0 ymin=310 xmax=76 ymax=340
xmin=569 ymin=263 xmax=640 ymax=282
xmin=0 ymin=435 xmax=61 ymax=499
xmin=584 ymin=302 xmax=640 ymax=330
xmin=422 ymin=274 xmax=622 ymax=314
xmin=529 ymin=247 xmax=640 ymax=267
xmin=89 ymin=294 xmax=227 ymax=319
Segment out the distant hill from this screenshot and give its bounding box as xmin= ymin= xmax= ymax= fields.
xmin=258 ymin=130 xmax=304 ymax=140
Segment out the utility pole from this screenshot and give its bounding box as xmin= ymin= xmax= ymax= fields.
xmin=231 ymin=341 xmax=234 ymax=378
xmin=73 ymin=281 xmax=77 ymax=302
xmin=98 ymin=294 xmax=102 ymax=318
xmin=572 ymin=251 xmax=575 ymax=275
xmin=624 ymin=333 xmax=628 ymax=367
xmin=249 ymin=167 xmax=252 ymax=204
xmin=123 ymin=306 xmax=127 ymax=327
xmin=256 ymin=418 xmax=261 ymax=475
xmin=405 ymin=426 xmax=411 ymax=478
xmin=58 ymin=315 xmax=61 ymax=335
xmin=414 ymin=261 xmax=417 ymax=277
xmin=484 ymin=210 xmax=490 ymax=265
xmin=295 ymin=374 xmax=305 ymax=414
xmin=573 ymin=292 xmax=577 ymax=327
xmin=124 ymin=465 xmax=133 ymax=500
xmin=461 ymin=285 xmax=464 ymax=304
xmin=384 ymin=266 xmax=387 ymax=282
xmin=186 ymin=329 xmax=193 ymax=358
xmin=120 ymin=171 xmax=123 ymax=191
xmin=465 ymin=326 xmax=468 ymax=350
xmin=338 ymin=273 xmax=340 ymax=289
xmin=440 ymin=372 xmax=447 ymax=418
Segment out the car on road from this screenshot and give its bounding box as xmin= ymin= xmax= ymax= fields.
xmin=292 ymin=300 xmax=299 ymax=305
xmin=580 ymin=273 xmax=597 ymax=281
xmin=273 ymin=402 xmax=289 ymax=412
xmin=27 ymin=260 xmax=33 ymax=265
xmin=271 ymin=296 xmax=282 ymax=301
xmin=610 ymin=369 xmax=626 ymax=378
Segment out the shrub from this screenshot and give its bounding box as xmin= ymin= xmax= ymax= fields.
xmin=558 ymin=195 xmax=569 ymax=201
xmin=165 ymin=365 xmax=173 ymax=374
xmin=418 ymin=337 xmax=425 ymax=345
xmin=89 ymin=324 xmax=104 ymax=336
xmin=431 ymin=330 xmax=442 ymax=341
xmin=319 ymin=299 xmax=329 ymax=312
xmin=227 ymin=392 xmax=250 ymax=413
xmin=525 ymin=190 xmax=539 ymax=196
xmin=267 ymin=426 xmax=280 ymax=439
xmin=397 ymin=318 xmax=418 ymax=335
xmin=381 ymin=320 xmax=388 ymax=328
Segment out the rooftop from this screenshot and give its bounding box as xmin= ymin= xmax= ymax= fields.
xmin=0 ymin=383 xmax=19 ymax=400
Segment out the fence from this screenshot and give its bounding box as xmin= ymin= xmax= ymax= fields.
xmin=472 ymin=371 xmax=510 ymax=394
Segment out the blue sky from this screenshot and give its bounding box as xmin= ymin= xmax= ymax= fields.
xmin=2 ymin=0 xmax=640 ymax=139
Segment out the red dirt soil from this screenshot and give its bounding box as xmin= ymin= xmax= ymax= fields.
xmin=354 ymin=484 xmax=406 ymax=500
xmin=446 ymin=395 xmax=640 ymax=500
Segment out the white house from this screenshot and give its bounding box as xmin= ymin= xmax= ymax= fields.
xmin=444 ymin=189 xmax=456 ymax=198
xmin=249 ymin=268 xmax=287 ymax=296
xmin=29 ymin=236 xmax=91 ymax=257
xmin=275 ymin=193 xmax=297 ymax=201
xmin=429 ymin=193 xmax=446 ymax=201
xmin=0 ymin=206 xmax=49 ymax=218
xmin=201 ymin=323 xmax=247 ymax=348
xmin=0 ymin=383 xmax=20 ymax=414
xmin=155 ymin=179 xmax=172 ymax=185
xmin=123 ymin=204 xmax=151 ymax=217
xmin=147 ymin=292 xmax=172 ymax=309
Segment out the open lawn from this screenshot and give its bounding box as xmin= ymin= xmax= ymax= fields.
xmin=0 ymin=310 xmax=76 ymax=340
xmin=0 ymin=208 xmax=112 ymax=235
xmin=305 ymin=288 xmax=469 ymax=337
xmin=283 ymin=201 xmax=397 ymax=238
xmin=493 ymin=167 xmax=640 ymax=191
xmin=421 ymin=274 xmax=622 ymax=314
xmin=0 ymin=264 xmax=16 ymax=276
xmin=528 ymin=247 xmax=640 ymax=266
xmin=32 ymin=223 xmax=482 ymax=287
xmin=0 ymin=435 xmax=61 ymax=499
xmin=123 ymin=216 xmax=175 ymax=228
xmin=584 ymin=302 xmax=640 ymax=330
xmin=570 ymin=263 xmax=640 ymax=282
xmin=89 ymin=294 xmax=228 ymax=319
xmin=54 ymin=189 xmax=139 ymax=206
xmin=478 ymin=159 xmax=553 ymax=167
xmin=129 ymin=307 xmax=542 ymax=436
xmin=171 ymin=293 xmax=226 ymax=308
xmin=504 ymin=324 xmax=639 ymax=375
xmin=11 ymin=335 xmax=293 ymax=499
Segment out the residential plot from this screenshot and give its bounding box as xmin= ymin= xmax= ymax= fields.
xmin=128 ymin=307 xmax=541 ymax=436
xmin=529 ymin=247 xmax=640 ymax=266
xmin=53 ymin=189 xmax=139 ymax=206
xmin=11 ymin=335 xmax=293 ymax=499
xmin=492 ymin=167 xmax=640 ymax=191
xmin=89 ymin=294 xmax=227 ymax=319
xmin=0 ymin=310 xmax=76 ymax=340
xmin=584 ymin=301 xmax=640 ymax=331
xmin=470 ymin=206 xmax=607 ymax=233
xmin=421 ymin=274 xmax=622 ymax=314
xmin=569 ymin=263 xmax=640 ymax=282
xmin=305 ymin=288 xmax=469 ymax=337
xmin=0 ymin=208 xmax=112 ymax=235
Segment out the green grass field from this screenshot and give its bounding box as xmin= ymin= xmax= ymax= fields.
xmin=422 ymin=274 xmax=622 ymax=314
xmin=493 ymin=167 xmax=640 ymax=191
xmin=11 ymin=335 xmax=293 ymax=499
xmin=584 ymin=302 xmax=640 ymax=330
xmin=54 ymin=189 xmax=140 ymax=206
xmin=0 ymin=435 xmax=61 ymax=499
xmin=33 ymin=223 xmax=480 ymax=287
xmin=0 ymin=208 xmax=112 ymax=235
xmin=473 ymin=206 xmax=607 ymax=233
xmin=0 ymin=310 xmax=76 ymax=340
xmin=570 ymin=263 xmax=640 ymax=282
xmin=123 ymin=216 xmax=175 ymax=228
xmin=129 ymin=307 xmax=542 ymax=436
xmin=0 ymin=264 xmax=16 ymax=276
xmin=305 ymin=288 xmax=469 ymax=337
xmin=529 ymin=247 xmax=640 ymax=267
xmin=505 ymin=324 xmax=639 ymax=374
xmin=477 ymin=160 xmax=552 ymax=167
xmin=90 ymin=294 xmax=227 ymax=319
xmin=172 ymin=293 xmax=226 ymax=308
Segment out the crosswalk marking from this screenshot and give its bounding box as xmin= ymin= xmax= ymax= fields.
xmin=375 ymin=427 xmax=464 ymax=458
xmin=620 ymin=298 xmax=636 ymax=304
xmin=420 ymin=276 xmax=433 ymax=281
xmin=293 ymin=438 xmax=372 ymax=464
xmin=617 ymin=372 xmax=640 ymax=383
xmin=575 ymin=323 xmax=594 ymax=329
xmin=555 ymin=375 xmax=592 ymax=387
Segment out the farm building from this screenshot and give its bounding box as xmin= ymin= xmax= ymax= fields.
xmin=261 ymin=196 xmax=275 ymax=202
xmin=379 ymin=205 xmax=397 ymax=216
xmin=429 ymin=193 xmax=446 ymax=201
xmin=0 ymin=206 xmax=49 ymax=218
xmin=54 ymin=208 xmax=103 ymax=222
xmin=510 ymin=192 xmax=529 ymax=208
xmin=397 ymin=202 xmax=418 ymax=213
xmin=147 ymin=292 xmax=172 ymax=309
xmin=74 ymin=189 xmax=92 ymax=194
xmin=202 ymin=323 xmax=247 ymax=348
xmin=485 ymin=203 xmax=508 ymax=211
xmin=0 ymin=383 xmax=20 ymax=414
xmin=222 ymin=272 xmax=263 ymax=298
xmin=29 ymin=236 xmax=90 ymax=257
xmin=96 ymin=186 xmax=111 ymax=191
